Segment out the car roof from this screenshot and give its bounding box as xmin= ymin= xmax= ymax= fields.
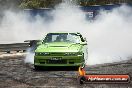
xmin=47 ymin=32 xmax=81 ymax=34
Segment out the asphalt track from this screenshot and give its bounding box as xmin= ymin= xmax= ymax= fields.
xmin=0 ymin=53 xmax=132 ymax=88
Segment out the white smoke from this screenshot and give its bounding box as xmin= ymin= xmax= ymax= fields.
xmin=24 ymin=48 xmax=34 ymax=63
xmin=86 ymin=5 xmax=132 ymax=65
xmin=0 ymin=10 xmax=48 ymax=43
xmin=0 ymin=2 xmax=132 ymax=65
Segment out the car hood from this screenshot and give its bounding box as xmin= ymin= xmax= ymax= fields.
xmin=35 ymin=42 xmax=82 ymax=52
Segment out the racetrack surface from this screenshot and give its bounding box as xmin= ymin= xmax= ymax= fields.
xmin=0 ymin=53 xmax=132 ymax=88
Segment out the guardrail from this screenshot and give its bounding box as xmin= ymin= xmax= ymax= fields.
xmin=0 ymin=43 xmax=30 ymax=53
xmin=0 ymin=40 xmax=39 ymax=53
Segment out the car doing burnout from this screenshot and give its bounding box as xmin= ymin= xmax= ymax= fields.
xmin=34 ymin=32 xmax=88 ymax=69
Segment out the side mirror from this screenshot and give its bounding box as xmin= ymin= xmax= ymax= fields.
xmin=80 ymin=42 xmax=87 ymax=45
xmin=84 ymin=37 xmax=87 ymax=42
xmin=37 ymin=40 xmax=42 ymax=45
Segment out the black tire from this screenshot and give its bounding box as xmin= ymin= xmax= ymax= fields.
xmin=34 ymin=65 xmax=40 ymax=70
xmin=78 ymin=76 xmax=86 ymax=84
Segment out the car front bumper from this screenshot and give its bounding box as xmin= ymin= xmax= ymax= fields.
xmin=34 ymin=55 xmax=84 ymax=67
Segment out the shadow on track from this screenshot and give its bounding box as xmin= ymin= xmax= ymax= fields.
xmin=34 ymin=66 xmax=79 ymax=71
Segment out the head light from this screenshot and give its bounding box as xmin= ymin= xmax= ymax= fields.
xmin=35 ymin=52 xmax=50 ymax=56
xmin=43 ymin=52 xmax=50 ymax=55
xmin=64 ymin=52 xmax=76 ymax=56
xmin=35 ymin=52 xmax=39 ymax=56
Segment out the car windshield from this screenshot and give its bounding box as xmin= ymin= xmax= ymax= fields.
xmin=43 ymin=33 xmax=81 ymax=43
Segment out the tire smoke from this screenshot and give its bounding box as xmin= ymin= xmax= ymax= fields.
xmin=0 ymin=3 xmax=132 ymax=65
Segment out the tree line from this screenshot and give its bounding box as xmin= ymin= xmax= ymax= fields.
xmin=0 ymin=0 xmax=131 ymax=9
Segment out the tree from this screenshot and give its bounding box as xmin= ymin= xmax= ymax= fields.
xmin=20 ymin=0 xmax=62 ymax=9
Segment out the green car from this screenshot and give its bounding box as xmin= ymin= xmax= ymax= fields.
xmin=34 ymin=32 xmax=88 ymax=69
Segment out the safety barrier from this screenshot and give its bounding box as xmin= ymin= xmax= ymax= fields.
xmin=0 ymin=43 xmax=30 ymax=53
xmin=0 ymin=40 xmax=39 ymax=53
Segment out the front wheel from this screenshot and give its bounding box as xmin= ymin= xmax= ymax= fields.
xmin=78 ymin=76 xmax=86 ymax=84
xmin=34 ymin=65 xmax=40 ymax=70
